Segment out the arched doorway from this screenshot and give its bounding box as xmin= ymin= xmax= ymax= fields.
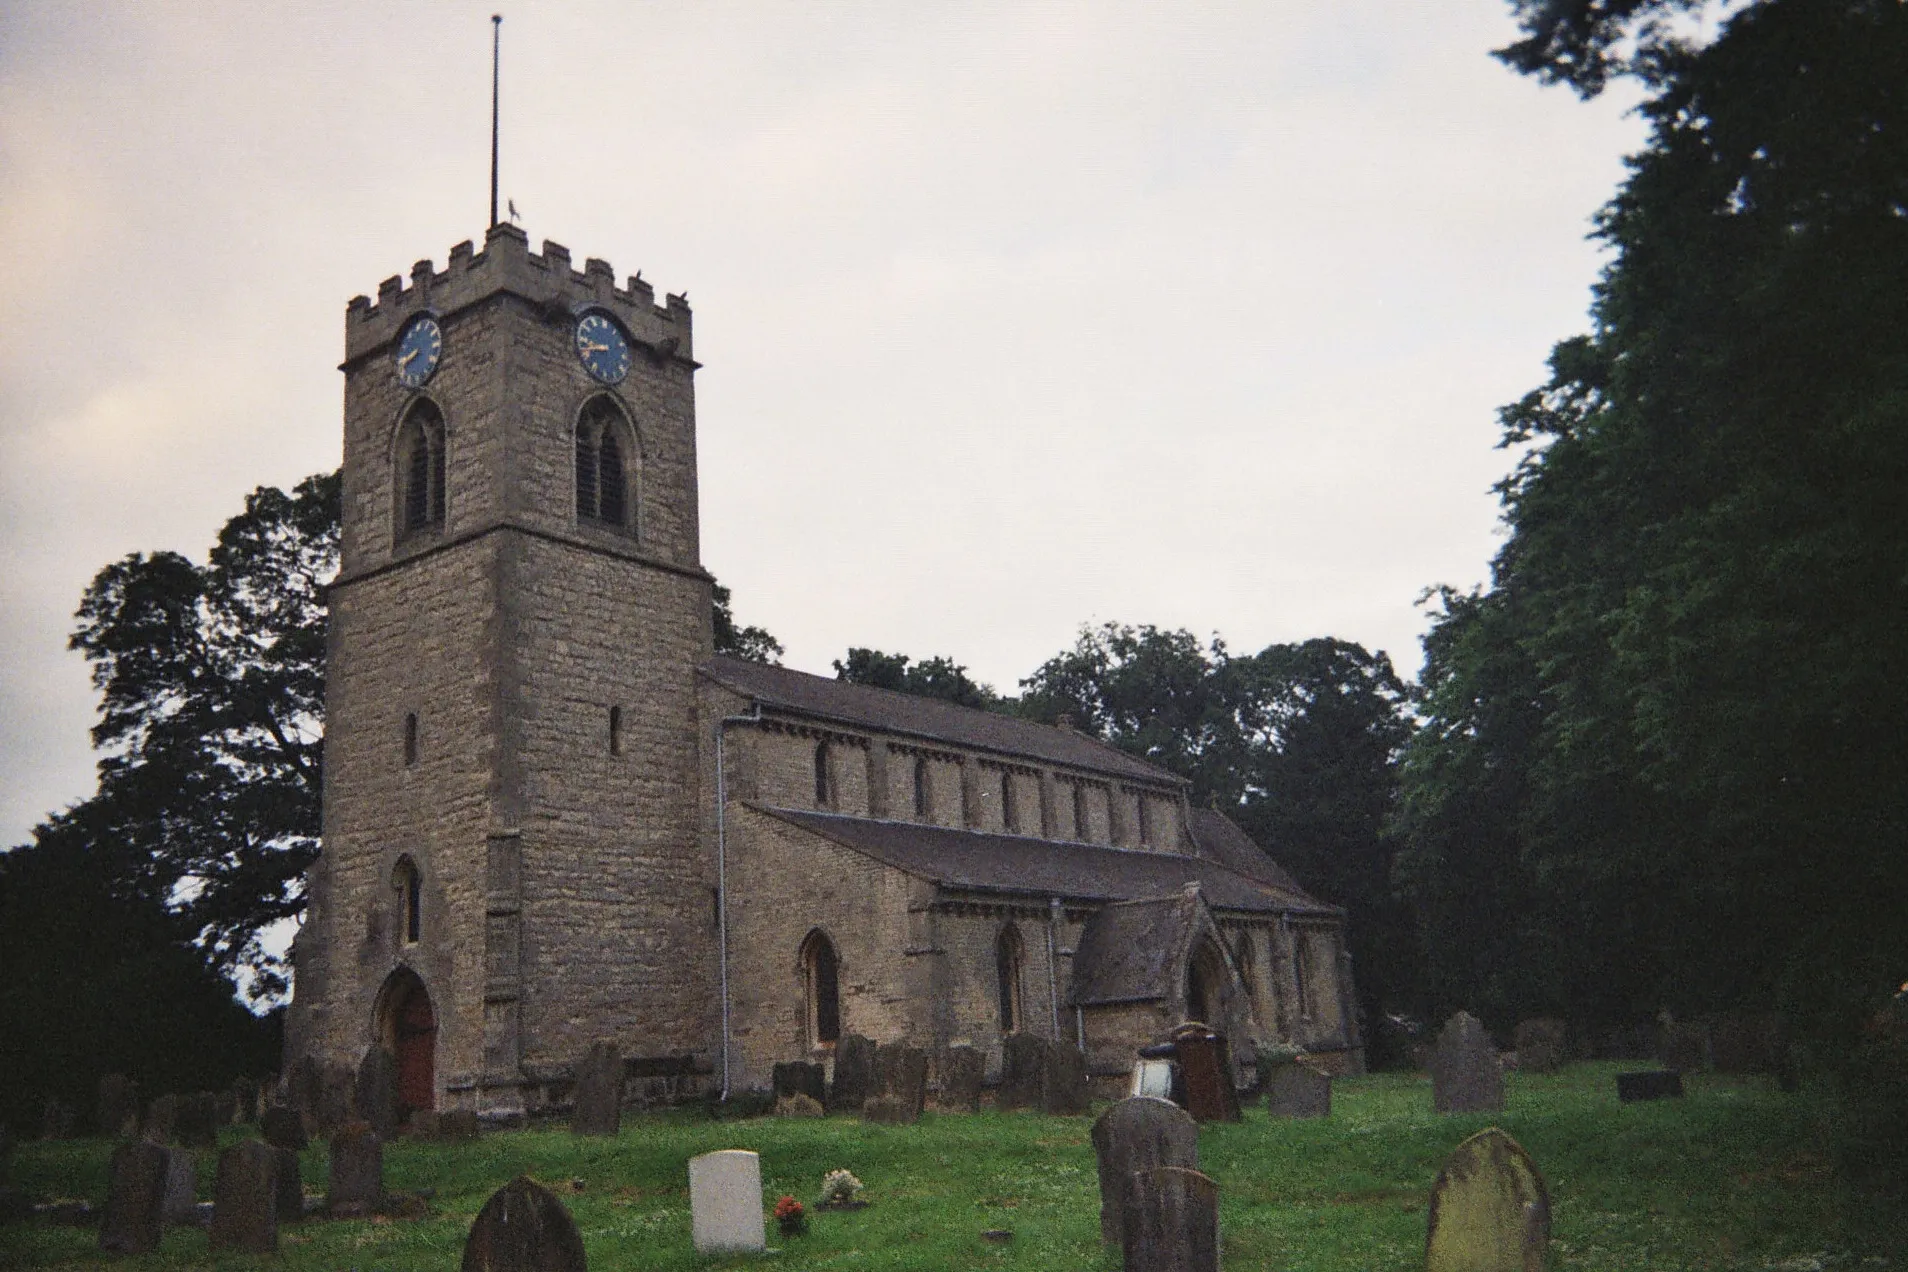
xmin=1186 ymin=939 xmax=1227 ymax=1026
xmin=376 ymin=967 xmax=436 ymax=1116
xmin=800 ymin=930 xmax=841 ymax=1048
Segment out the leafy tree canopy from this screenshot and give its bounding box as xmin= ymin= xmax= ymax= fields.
xmin=833 ymin=647 xmax=1000 ymax=710
xmin=714 ymin=582 xmax=784 ymax=664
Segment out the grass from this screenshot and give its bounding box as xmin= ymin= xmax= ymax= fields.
xmin=4 ymin=1064 xmax=1905 ymax=1270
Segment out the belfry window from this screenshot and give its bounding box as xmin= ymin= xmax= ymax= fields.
xmin=397 ymin=400 xmax=446 ymax=537
xmin=996 ymin=926 xmax=1024 ymax=1034
xmin=802 ymin=930 xmax=841 ymax=1047
xmin=575 ymin=397 xmax=636 ymax=532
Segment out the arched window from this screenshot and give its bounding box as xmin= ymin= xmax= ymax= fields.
xmin=396 ymin=400 xmax=446 ymax=536
xmin=1073 ymin=782 xmax=1091 ymax=841
xmin=814 ymin=740 xmax=832 ymax=808
xmin=403 ymin=712 xmax=418 ymax=766
xmin=1000 ymin=770 xmax=1016 ymax=833
xmin=608 ymin=705 xmax=623 ymax=756
xmin=575 ymin=397 xmax=636 ymax=532
xmin=913 ymin=756 xmax=931 ymax=821
xmin=1187 ymin=940 xmax=1225 ymax=1025
xmin=1234 ymin=932 xmax=1256 ymax=1004
xmin=393 ymin=856 xmax=422 ymax=945
xmin=995 ymin=926 xmax=1024 ymax=1034
xmin=1293 ymin=932 xmax=1313 ymax=1020
xmin=801 ymin=930 xmax=841 ymax=1046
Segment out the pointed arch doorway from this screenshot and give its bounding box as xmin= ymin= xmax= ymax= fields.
xmin=376 ymin=967 xmax=437 ymax=1116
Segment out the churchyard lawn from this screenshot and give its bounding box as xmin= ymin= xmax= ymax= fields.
xmin=4 ymin=1063 xmax=1902 ymax=1269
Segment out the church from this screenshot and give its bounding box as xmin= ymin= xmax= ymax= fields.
xmin=284 ymin=222 xmax=1363 ymax=1119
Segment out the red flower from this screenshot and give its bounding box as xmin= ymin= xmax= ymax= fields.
xmin=775 ymin=1195 xmax=804 ymax=1219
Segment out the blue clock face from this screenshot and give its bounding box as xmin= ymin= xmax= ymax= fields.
xmin=576 ymin=312 xmax=632 ymax=384
xmin=395 ymin=316 xmax=442 ymax=388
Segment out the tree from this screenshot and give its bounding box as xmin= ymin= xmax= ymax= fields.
xmin=714 ymin=582 xmax=784 ymax=664
xmin=833 ymin=647 xmax=999 ymax=709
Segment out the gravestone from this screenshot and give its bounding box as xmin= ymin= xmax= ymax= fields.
xmin=1432 ymin=1012 xmax=1505 ymax=1114
xmin=772 ymin=1060 xmax=827 ymax=1108
xmin=1130 ymin=1059 xmax=1174 ymax=1101
xmin=1122 ymin=1165 xmax=1219 ymax=1272
xmin=162 ymin=1148 xmax=199 ymax=1226
xmin=1425 ymin=1127 xmax=1550 ymax=1272
xmin=273 ymin=1145 xmax=304 ymax=1223
xmin=97 ymin=1074 xmax=139 ymax=1139
xmin=862 ymin=1095 xmax=915 ymax=1124
xmin=998 ymin=1034 xmax=1050 ymax=1111
xmin=1173 ymin=1028 xmax=1241 ymax=1123
xmin=1043 ymin=1043 xmax=1092 ymax=1115
xmin=571 ymin=1041 xmax=623 ymax=1137
xmin=230 ymin=1078 xmax=260 ymax=1126
xmin=316 ymin=1063 xmax=355 ymax=1135
xmin=775 ymin=1093 xmax=825 ymax=1118
xmin=1659 ymin=1021 xmax=1709 ymax=1074
xmin=1512 ymin=1019 xmax=1569 ymax=1075
xmin=143 ymin=1094 xmax=179 ymax=1144
xmin=828 ymin=1034 xmax=877 ymax=1110
xmin=688 ymin=1149 xmax=766 ymax=1254
xmin=936 ymin=1046 xmax=984 ymax=1113
xmin=1267 ymin=1062 xmax=1332 ymax=1119
xmin=98 ymin=1140 xmax=171 ymax=1254
xmin=1616 ymin=1070 xmax=1685 ymax=1102
xmin=260 ymin=1102 xmax=309 ymax=1152
xmin=176 ymin=1092 xmax=219 ymax=1148
xmin=1091 ymin=1097 xmax=1200 ymax=1249
xmin=354 ymin=1046 xmax=402 ymax=1140
xmin=327 ymin=1123 xmax=382 ymax=1218
xmin=462 ymin=1175 xmax=587 ymax=1272
xmin=871 ymin=1043 xmax=928 ymax=1121
xmin=437 ymin=1109 xmax=482 ymax=1141
xmin=208 ymin=1139 xmax=278 ymax=1254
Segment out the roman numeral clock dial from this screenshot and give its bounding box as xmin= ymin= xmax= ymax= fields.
xmin=394 ymin=315 xmax=442 ymax=388
xmin=575 ymin=312 xmax=632 ymax=384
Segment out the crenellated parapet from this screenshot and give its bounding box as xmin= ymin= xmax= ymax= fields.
xmin=343 ymin=222 xmax=692 ymax=366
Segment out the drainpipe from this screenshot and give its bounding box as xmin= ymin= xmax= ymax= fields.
xmin=1046 ymin=897 xmax=1062 ymax=1040
xmin=715 ymin=705 xmax=762 ymax=1102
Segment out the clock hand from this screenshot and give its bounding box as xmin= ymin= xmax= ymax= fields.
xmin=581 ymin=341 xmax=609 ymax=354
xmin=399 ymin=348 xmax=418 ymax=366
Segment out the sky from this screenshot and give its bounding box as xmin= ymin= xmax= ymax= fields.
xmin=0 ymin=2 xmax=1649 ymax=849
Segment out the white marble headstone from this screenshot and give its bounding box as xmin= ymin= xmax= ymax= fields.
xmin=1130 ymin=1059 xmax=1174 ymax=1100
xmin=689 ymin=1149 xmax=766 ymax=1254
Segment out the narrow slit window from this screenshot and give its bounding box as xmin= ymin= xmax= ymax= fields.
xmin=804 ymin=931 xmax=841 ymax=1046
xmin=913 ymin=756 xmax=930 ymax=821
xmin=1073 ymin=782 xmax=1090 ymax=841
xmin=996 ymin=927 xmax=1023 ymax=1034
xmin=609 ymin=705 xmax=622 ymax=756
xmin=1000 ymin=770 xmax=1016 ymax=833
xmin=814 ymin=740 xmax=831 ymax=808
xmin=403 ymin=713 xmax=418 ymax=766
xmin=395 ymin=857 xmax=422 ymax=945
xmin=1294 ymin=934 xmax=1313 ymax=1020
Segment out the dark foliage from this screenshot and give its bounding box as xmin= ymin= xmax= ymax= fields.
xmin=833 ymin=648 xmax=1000 ymax=710
xmin=713 ymin=582 xmax=785 ymax=664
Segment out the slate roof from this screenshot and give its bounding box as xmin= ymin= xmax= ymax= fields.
xmin=701 ymin=655 xmax=1180 ymax=785
xmin=1186 ymin=808 xmax=1311 ymax=897
xmin=754 ymin=806 xmax=1337 ymax=916
xmin=1067 ymin=892 xmax=1199 ymax=1006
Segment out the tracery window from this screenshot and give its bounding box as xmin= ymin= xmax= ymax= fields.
xmin=575 ymin=396 xmax=637 ymax=532
xmin=396 ymin=400 xmax=446 ymax=536
xmin=801 ymin=930 xmax=841 ymax=1046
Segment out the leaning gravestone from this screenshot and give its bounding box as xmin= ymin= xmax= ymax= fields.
xmin=1267 ymin=1062 xmax=1332 ymax=1119
xmin=936 ymin=1046 xmax=984 ymax=1113
xmin=1043 ymin=1042 xmax=1092 ymax=1115
xmin=998 ymin=1034 xmax=1050 ymax=1111
xmin=327 ymin=1122 xmax=382 ymax=1218
xmin=176 ymin=1092 xmax=219 ymax=1149
xmin=162 ymin=1148 xmax=198 ymax=1226
xmin=1091 ymin=1097 xmax=1200 ymax=1249
xmin=1173 ymin=1028 xmax=1242 ymax=1123
xmin=99 ymin=1140 xmax=171 ymax=1254
xmin=1425 ymin=1127 xmax=1550 ymax=1272
xmin=1512 ymin=1019 xmax=1569 ymax=1075
xmin=143 ymin=1094 xmax=179 ymax=1144
xmin=354 ymin=1046 xmax=402 ymax=1140
xmin=829 ymin=1034 xmax=877 ymax=1111
xmin=209 ymin=1139 xmax=278 ymax=1254
xmin=462 ymin=1175 xmax=587 ymax=1272
xmin=1123 ymin=1165 xmax=1219 ymax=1272
xmin=260 ymin=1102 xmax=309 ymax=1152
xmin=272 ymin=1145 xmax=304 ymax=1223
xmin=772 ymin=1060 xmax=827 ymax=1108
xmin=1616 ymin=1070 xmax=1684 ymax=1103
xmin=1432 ymin=1012 xmax=1505 ymax=1114
xmin=872 ymin=1043 xmax=929 ymax=1119
xmin=572 ymin=1041 xmax=623 ymax=1137
xmin=688 ymin=1149 xmax=766 ymax=1254
xmin=98 ymin=1074 xmax=139 ymax=1139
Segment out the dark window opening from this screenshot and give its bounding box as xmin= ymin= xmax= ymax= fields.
xmin=599 ymin=431 xmax=626 ymax=526
xmin=996 ymin=927 xmax=1023 ymax=1033
xmin=1294 ymin=934 xmax=1313 ymax=1020
xmin=575 ymin=397 xmax=636 ymax=532
xmin=913 ymin=756 xmax=930 ymax=821
xmin=399 ymin=401 xmax=446 ymax=536
xmin=814 ymin=740 xmax=831 ymax=808
xmin=574 ymin=428 xmax=597 ymax=520
xmin=395 ymin=858 xmax=422 ymax=945
xmin=1137 ymin=795 xmax=1151 ymax=846
xmin=403 ymin=713 xmax=418 ymax=766
xmin=1073 ymin=782 xmax=1090 ymax=841
xmin=1000 ymin=770 xmax=1016 ymax=833
xmin=804 ymin=932 xmax=841 ymax=1046
xmin=609 ymin=705 xmax=622 ymax=756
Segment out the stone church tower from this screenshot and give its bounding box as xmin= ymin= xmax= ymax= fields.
xmin=287 ymin=223 xmax=716 ymax=1116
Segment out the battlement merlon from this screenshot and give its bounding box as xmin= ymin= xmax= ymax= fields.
xmin=342 ymin=222 xmax=693 ymax=367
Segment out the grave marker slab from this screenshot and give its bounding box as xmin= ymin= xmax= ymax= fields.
xmin=1425 ymin=1127 xmax=1550 ymax=1272
xmin=1129 ymin=1059 xmax=1174 ymax=1101
xmin=437 ymin=1109 xmax=482 ymax=1141
xmin=316 ymin=1063 xmax=354 ymax=1135
xmin=571 ymin=1041 xmax=623 ymax=1137
xmin=1122 ymin=1165 xmax=1219 ymax=1272
xmin=143 ymin=1094 xmax=178 ymax=1144
xmin=1266 ymin=1062 xmax=1332 ymax=1119
xmin=261 ymin=1102 xmax=308 ymax=1152
xmin=461 ymin=1175 xmax=588 ymax=1272
xmin=871 ymin=1042 xmax=928 ymax=1121
xmin=1512 ymin=1019 xmax=1569 ymax=1075
xmin=775 ymin=1092 xmax=826 ymax=1118
xmin=327 ymin=1122 xmax=382 ymax=1217
xmin=162 ymin=1148 xmax=198 ymax=1226
xmin=1043 ymin=1043 xmax=1092 ymax=1115
xmin=936 ymin=1046 xmax=984 ymax=1113
xmin=829 ymin=1034 xmax=877 ymax=1110
xmin=1616 ymin=1070 xmax=1685 ymax=1102
xmin=1173 ymin=1028 xmax=1241 ymax=1123
xmin=1432 ymin=1012 xmax=1505 ymax=1114
xmin=998 ymin=1034 xmax=1049 ymax=1111
xmin=99 ymin=1140 xmax=171 ymax=1254
xmin=97 ymin=1074 xmax=139 ymax=1139
xmin=689 ymin=1149 xmax=766 ymax=1254
xmin=1091 ymin=1097 xmax=1200 ymax=1249
xmin=354 ymin=1047 xmax=402 ymax=1140
xmin=208 ymin=1139 xmax=278 ymax=1254
xmin=176 ymin=1092 xmax=219 ymax=1148
xmin=772 ymin=1060 xmax=827 ymax=1108
xmin=273 ymin=1145 xmax=304 ymax=1223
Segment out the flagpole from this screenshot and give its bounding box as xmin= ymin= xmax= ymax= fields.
xmin=489 ymin=14 xmax=502 ymax=230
